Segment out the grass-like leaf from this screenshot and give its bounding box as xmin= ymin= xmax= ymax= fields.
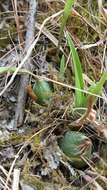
xmin=58 ymin=0 xmax=75 ymax=52
xmin=62 ymin=0 xmax=75 ymax=27
xmin=0 ymin=67 xmax=16 ymax=74
xmin=0 ymin=66 xmax=27 ymax=74
xmin=87 ymin=71 xmax=107 ymax=105
xmin=66 ymin=32 xmax=85 ymax=107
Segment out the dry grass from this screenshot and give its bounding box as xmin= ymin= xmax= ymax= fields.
xmin=0 ymin=0 xmax=107 ymax=189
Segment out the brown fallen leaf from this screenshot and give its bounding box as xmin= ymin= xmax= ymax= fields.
xmin=26 ymin=84 xmax=37 ymax=101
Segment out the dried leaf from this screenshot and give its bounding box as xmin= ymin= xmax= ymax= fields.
xmin=101 ymin=7 xmax=107 ymax=23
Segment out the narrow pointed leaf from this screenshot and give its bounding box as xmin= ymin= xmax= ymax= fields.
xmin=0 ymin=66 xmax=27 ymax=74
xmin=58 ymin=0 xmax=75 ymax=52
xmin=63 ymin=0 xmax=75 ymax=25
xmin=66 ymin=32 xmax=85 ymax=107
xmin=87 ymin=71 xmax=107 ymax=104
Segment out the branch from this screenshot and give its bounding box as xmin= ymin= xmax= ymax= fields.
xmin=14 ymin=0 xmax=37 ymax=127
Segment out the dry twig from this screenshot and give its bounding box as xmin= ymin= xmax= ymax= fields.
xmin=12 ymin=169 xmax=20 ymax=190
xmin=14 ymin=0 xmax=37 ymax=127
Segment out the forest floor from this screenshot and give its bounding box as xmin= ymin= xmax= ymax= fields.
xmin=0 ymin=0 xmax=107 ymax=190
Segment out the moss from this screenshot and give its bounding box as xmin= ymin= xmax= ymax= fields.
xmin=22 ymin=160 xmax=51 ymax=190
xmin=0 ymin=132 xmax=32 ymax=147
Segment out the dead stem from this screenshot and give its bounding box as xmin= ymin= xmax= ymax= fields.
xmin=14 ymin=0 xmax=37 ymax=127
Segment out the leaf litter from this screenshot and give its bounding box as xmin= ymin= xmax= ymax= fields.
xmin=0 ymin=0 xmax=107 ymax=190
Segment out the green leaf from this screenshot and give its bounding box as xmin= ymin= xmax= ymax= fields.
xmin=66 ymin=32 xmax=85 ymax=107
xmin=86 ymin=71 xmax=107 ymax=105
xmin=0 ymin=66 xmax=27 ymax=74
xmin=63 ymin=0 xmax=75 ymax=26
xmin=58 ymin=0 xmax=75 ymax=52
xmin=0 ymin=67 xmax=16 ymax=74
